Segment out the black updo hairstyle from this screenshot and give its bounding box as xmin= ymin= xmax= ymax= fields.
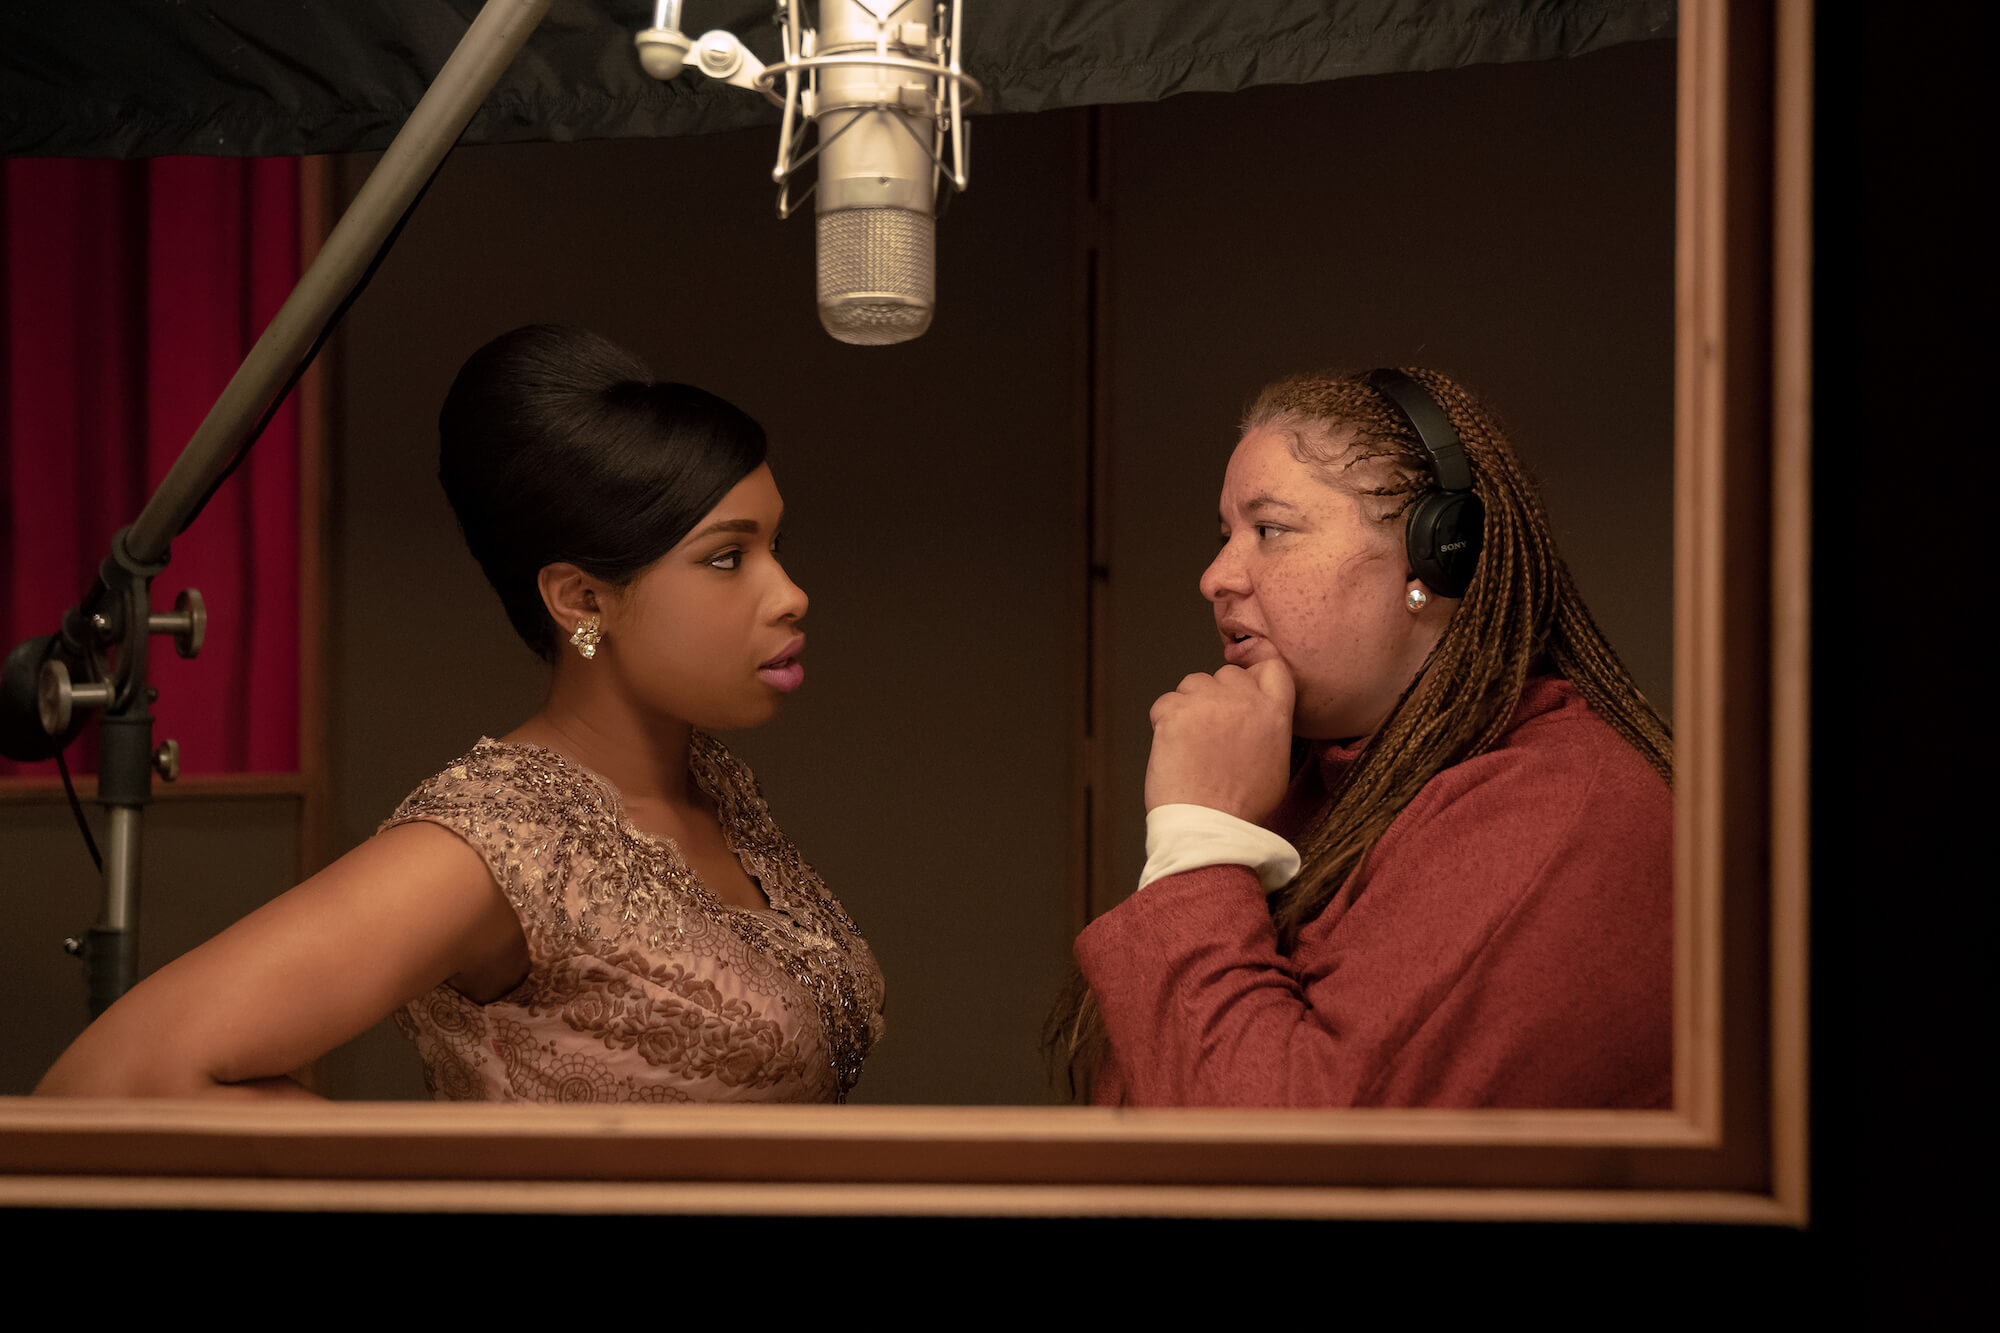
xmin=437 ymin=325 xmax=768 ymax=661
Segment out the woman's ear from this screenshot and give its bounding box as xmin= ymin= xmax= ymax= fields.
xmin=537 ymin=563 xmax=603 ymax=642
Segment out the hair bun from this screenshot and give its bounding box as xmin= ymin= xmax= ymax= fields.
xmin=437 ymin=326 xmax=768 ymax=660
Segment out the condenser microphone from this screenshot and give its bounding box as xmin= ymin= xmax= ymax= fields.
xmin=812 ymin=1 xmax=939 ymax=344
xmin=634 ymin=1 xmax=979 ymax=346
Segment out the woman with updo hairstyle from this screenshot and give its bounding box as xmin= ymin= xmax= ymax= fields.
xmin=39 ymin=325 xmax=884 ymax=1104
xmin=1054 ymin=368 xmax=1672 ymax=1108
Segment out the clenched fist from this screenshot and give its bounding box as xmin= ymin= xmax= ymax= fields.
xmin=1143 ymin=658 xmax=1295 ymax=822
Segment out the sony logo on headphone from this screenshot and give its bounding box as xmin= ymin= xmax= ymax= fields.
xmin=1440 ymin=540 xmax=1468 ymax=552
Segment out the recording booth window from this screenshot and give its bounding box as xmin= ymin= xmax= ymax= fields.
xmin=0 ymin=2 xmax=1808 ymax=1224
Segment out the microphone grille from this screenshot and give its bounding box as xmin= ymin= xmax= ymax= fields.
xmin=816 ymin=208 xmax=935 ymax=346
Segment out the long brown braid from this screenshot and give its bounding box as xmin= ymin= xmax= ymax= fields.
xmin=1045 ymin=368 xmax=1671 ymax=1088
xmin=1254 ymin=368 xmax=1670 ymax=950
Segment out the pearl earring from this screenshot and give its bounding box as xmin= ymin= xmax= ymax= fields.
xmin=569 ymin=614 xmax=602 ymax=659
xmin=1405 ymin=587 xmax=1429 ymax=613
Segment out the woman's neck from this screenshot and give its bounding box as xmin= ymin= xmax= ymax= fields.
xmin=504 ymin=661 xmax=694 ymax=807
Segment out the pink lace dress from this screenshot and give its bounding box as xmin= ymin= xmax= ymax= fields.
xmin=384 ymin=734 xmax=885 ymax=1103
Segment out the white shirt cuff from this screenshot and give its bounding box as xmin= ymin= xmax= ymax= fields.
xmin=1138 ymin=804 xmax=1300 ymax=895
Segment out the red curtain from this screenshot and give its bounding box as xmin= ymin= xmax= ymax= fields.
xmin=1 ymin=158 xmax=302 ymax=778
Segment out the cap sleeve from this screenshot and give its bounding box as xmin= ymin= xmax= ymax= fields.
xmin=378 ymin=742 xmax=605 ymax=955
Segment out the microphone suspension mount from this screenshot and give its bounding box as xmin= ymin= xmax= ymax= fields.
xmin=634 ymin=1 xmax=980 ymax=221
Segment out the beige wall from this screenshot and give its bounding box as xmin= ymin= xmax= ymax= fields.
xmin=0 ymin=39 xmax=1672 ymax=1102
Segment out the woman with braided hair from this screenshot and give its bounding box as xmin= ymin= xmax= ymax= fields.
xmin=1061 ymin=368 xmax=1672 ymax=1108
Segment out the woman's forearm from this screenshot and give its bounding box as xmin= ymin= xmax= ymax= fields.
xmin=196 ymin=1073 xmax=324 ymax=1101
xmin=36 ymin=1060 xmax=324 ymax=1100
xmin=34 ymin=1023 xmax=324 ymax=1100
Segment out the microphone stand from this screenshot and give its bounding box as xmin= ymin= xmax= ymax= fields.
xmin=0 ymin=0 xmax=552 ymax=1018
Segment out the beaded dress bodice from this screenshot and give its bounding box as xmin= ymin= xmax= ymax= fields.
xmin=385 ymin=734 xmax=884 ymax=1104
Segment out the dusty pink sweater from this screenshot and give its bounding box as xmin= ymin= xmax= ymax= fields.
xmin=1077 ymin=676 xmax=1672 ymax=1108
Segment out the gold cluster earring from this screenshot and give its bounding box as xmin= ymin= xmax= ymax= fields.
xmin=569 ymin=614 xmax=603 ymax=660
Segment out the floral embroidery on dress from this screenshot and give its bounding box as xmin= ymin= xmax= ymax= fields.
xmin=509 ymin=954 xmax=810 ymax=1090
xmin=383 ymin=734 xmax=884 ymax=1104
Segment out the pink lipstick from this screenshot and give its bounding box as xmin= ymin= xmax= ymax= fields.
xmin=757 ymin=635 xmax=806 ymax=692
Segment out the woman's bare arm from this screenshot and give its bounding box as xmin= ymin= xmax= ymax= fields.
xmin=34 ymin=821 xmax=525 ymax=1098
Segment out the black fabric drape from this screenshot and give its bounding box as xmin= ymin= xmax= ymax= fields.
xmin=0 ymin=1 xmax=1675 ymax=159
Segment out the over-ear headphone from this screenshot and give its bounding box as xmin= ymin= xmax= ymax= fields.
xmin=1364 ymin=368 xmax=1484 ymax=599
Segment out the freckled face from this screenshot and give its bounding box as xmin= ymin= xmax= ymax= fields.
xmin=1200 ymin=427 xmax=1441 ymax=741
xmin=598 ymin=464 xmax=808 ymax=730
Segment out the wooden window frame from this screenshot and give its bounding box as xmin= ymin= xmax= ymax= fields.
xmin=0 ymin=2 xmax=1810 ymax=1225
